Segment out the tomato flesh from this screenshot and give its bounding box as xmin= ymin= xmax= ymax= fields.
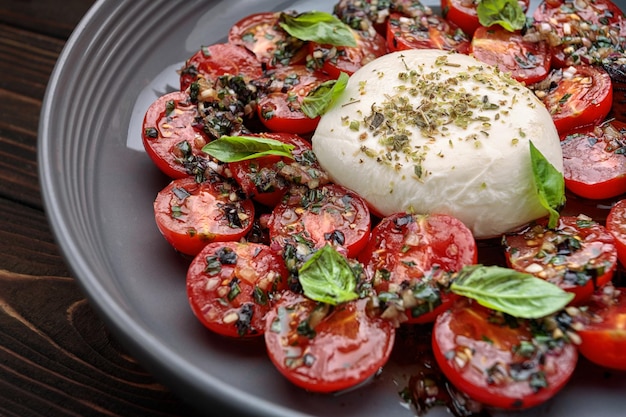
xmin=229 ymin=132 xmax=319 ymax=207
xmin=264 ymin=291 xmax=395 ymax=393
xmin=308 ymin=28 xmax=387 ymax=78
xmin=179 ymin=43 xmax=262 ymax=91
xmin=154 ymin=176 xmax=255 ymax=256
xmin=531 ymin=65 xmax=613 ymax=135
xmin=228 ymin=12 xmax=307 ymax=68
xmin=470 ymin=26 xmax=551 ymax=85
xmin=432 ymin=298 xmax=578 ymax=409
xmin=532 ymin=0 xmax=626 ymax=68
xmin=142 ymin=91 xmax=209 ymax=179
xmin=607 ymin=199 xmax=626 ymax=267
xmin=561 ymin=120 xmax=626 ymax=200
xmin=268 ymin=183 xmax=371 ymax=258
xmin=503 ymin=215 xmax=618 ymax=304
xmin=441 ymin=0 xmax=530 ymax=37
xmin=255 ymin=65 xmax=332 ymax=134
xmin=576 ymin=287 xmax=626 ymax=371
xmin=386 ymin=12 xmax=470 ymax=54
xmin=359 ymin=213 xmax=477 ymax=324
xmin=187 ymin=241 xmax=289 ymax=337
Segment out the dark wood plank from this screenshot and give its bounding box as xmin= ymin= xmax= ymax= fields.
xmin=0 ymin=0 xmax=94 ymax=40
xmin=0 ymin=24 xmax=68 ymax=209
xmin=0 ymin=24 xmax=63 ymax=98
xmin=0 ymin=198 xmax=198 ymax=416
xmin=0 ymin=3 xmax=199 ymax=414
xmin=0 ymin=91 xmax=42 ymax=209
xmin=0 ymin=268 xmax=200 ymax=417
xmin=0 ymin=197 xmax=67 ymax=277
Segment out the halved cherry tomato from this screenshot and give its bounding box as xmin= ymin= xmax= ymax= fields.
xmin=228 ymin=12 xmax=307 ymax=68
xmin=358 ymin=213 xmax=477 ymax=324
xmin=470 ymin=26 xmax=551 ymax=85
xmin=532 ymin=0 xmax=626 ymax=68
xmin=503 ymin=215 xmax=618 ymax=304
xmin=561 ymin=120 xmax=626 ymax=200
xmin=575 ymin=286 xmax=626 ymax=371
xmin=186 ymin=241 xmax=289 ymax=338
xmin=531 ymin=65 xmax=613 ymax=135
xmin=179 ymin=43 xmax=262 ymax=91
xmin=154 ymin=176 xmax=255 ymax=256
xmin=441 ymin=0 xmax=530 ymax=37
xmin=142 ymin=91 xmax=209 ymax=179
xmin=255 ymin=65 xmax=332 ymax=134
xmin=386 ymin=12 xmax=470 ymax=54
xmin=307 ymin=28 xmax=387 ymax=78
xmin=229 ymin=132 xmax=320 ymax=207
xmin=607 ymin=199 xmax=626 ymax=267
xmin=267 ymin=183 xmax=371 ymax=259
xmin=264 ymin=291 xmax=395 ymax=393
xmin=432 ymin=298 xmax=578 ymax=410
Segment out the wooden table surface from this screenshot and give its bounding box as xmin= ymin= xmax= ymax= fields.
xmin=0 ymin=1 xmax=201 ymax=415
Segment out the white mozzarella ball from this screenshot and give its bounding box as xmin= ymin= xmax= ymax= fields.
xmin=312 ymin=49 xmax=562 ymax=239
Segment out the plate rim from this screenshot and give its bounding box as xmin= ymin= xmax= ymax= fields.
xmin=37 ymin=2 xmax=316 ymax=416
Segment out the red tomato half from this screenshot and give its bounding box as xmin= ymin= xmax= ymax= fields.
xmin=264 ymin=291 xmax=395 ymax=392
xmin=532 ymin=0 xmax=626 ymax=67
xmin=561 ymin=120 xmax=626 ymax=200
xmin=179 ymin=43 xmax=262 ymax=91
xmin=432 ymin=298 xmax=578 ymax=410
xmin=503 ymin=215 xmax=618 ymax=304
xmin=358 ymin=213 xmax=477 ymax=324
xmin=441 ymin=0 xmax=530 ymax=37
xmin=228 ymin=12 xmax=307 ymax=68
xmin=229 ymin=132 xmax=318 ymax=207
xmin=142 ymin=91 xmax=209 ymax=179
xmin=386 ymin=12 xmax=470 ymax=54
xmin=607 ymin=199 xmax=626 ymax=267
xmin=267 ymin=183 xmax=371 ymax=258
xmin=255 ymin=65 xmax=332 ymax=134
xmin=470 ymin=26 xmax=551 ymax=85
xmin=532 ymin=65 xmax=613 ymax=135
xmin=308 ymin=28 xmax=387 ymax=78
xmin=187 ymin=241 xmax=289 ymax=338
xmin=154 ymin=176 xmax=255 ymax=256
xmin=577 ymin=287 xmax=626 ymax=371
xmin=576 ymin=287 xmax=626 ymax=371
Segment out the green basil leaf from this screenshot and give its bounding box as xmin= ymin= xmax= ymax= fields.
xmin=476 ymin=0 xmax=526 ymax=32
xmin=298 ymin=244 xmax=359 ymax=305
xmin=530 ymin=141 xmax=565 ymax=229
xmin=301 ymin=72 xmax=349 ymax=118
xmin=202 ymin=135 xmax=295 ymax=163
xmin=450 ymin=265 xmax=574 ymax=319
xmin=279 ymin=11 xmax=357 ymax=47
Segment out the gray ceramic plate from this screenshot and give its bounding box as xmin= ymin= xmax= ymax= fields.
xmin=39 ymin=0 xmax=626 ymax=416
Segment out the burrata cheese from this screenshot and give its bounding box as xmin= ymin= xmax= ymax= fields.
xmin=311 ymin=49 xmax=562 ymax=239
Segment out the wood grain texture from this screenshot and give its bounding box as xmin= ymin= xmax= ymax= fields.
xmin=0 ymin=1 xmax=203 ymax=415
xmin=0 ymin=0 xmax=94 ymax=40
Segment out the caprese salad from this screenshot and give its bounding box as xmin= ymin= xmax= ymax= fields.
xmin=141 ymin=0 xmax=626 ymax=414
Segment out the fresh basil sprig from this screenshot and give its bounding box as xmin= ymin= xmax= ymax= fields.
xmin=298 ymin=244 xmax=359 ymax=305
xmin=301 ymin=72 xmax=349 ymax=118
xmin=450 ymin=265 xmax=574 ymax=319
xmin=279 ymin=11 xmax=357 ymax=47
xmin=529 ymin=141 xmax=565 ymax=229
xmin=202 ymin=135 xmax=294 ymax=163
xmin=476 ymin=0 xmax=526 ymax=32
